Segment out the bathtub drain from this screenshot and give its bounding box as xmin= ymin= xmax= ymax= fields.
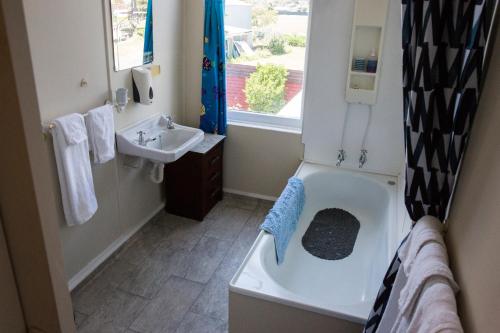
xmin=302 ymin=208 xmax=360 ymax=260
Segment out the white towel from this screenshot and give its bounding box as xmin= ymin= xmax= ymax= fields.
xmin=399 ymin=215 xmax=445 ymax=275
xmin=86 ymin=104 xmax=115 ymax=164
xmin=406 ymin=278 xmax=463 ymax=333
xmin=52 ymin=114 xmax=98 ymax=226
xmin=391 ymin=242 xmax=460 ymax=333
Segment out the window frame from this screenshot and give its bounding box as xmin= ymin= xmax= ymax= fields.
xmin=224 ymin=1 xmax=312 ymax=132
xmin=227 ymin=109 xmax=302 ymax=131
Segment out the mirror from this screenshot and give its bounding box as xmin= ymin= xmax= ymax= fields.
xmin=110 ymin=0 xmax=153 ymax=71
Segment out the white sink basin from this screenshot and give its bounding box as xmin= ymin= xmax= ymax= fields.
xmin=116 ymin=114 xmax=204 ymax=163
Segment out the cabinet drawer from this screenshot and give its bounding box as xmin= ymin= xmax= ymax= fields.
xmin=205 ymin=169 xmax=222 ymax=186
xmin=205 ymin=184 xmax=222 ymax=211
xmin=203 ymin=143 xmax=223 ymax=173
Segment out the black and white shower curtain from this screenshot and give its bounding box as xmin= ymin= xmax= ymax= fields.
xmin=364 ymin=0 xmax=496 ymax=331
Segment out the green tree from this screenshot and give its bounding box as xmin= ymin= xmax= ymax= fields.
xmin=245 ymin=64 xmax=288 ymax=113
xmin=251 ymin=6 xmax=278 ymax=28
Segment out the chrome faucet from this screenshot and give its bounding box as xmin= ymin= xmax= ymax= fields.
xmin=336 ymin=149 xmax=346 ymax=167
xmin=137 ymin=130 xmax=157 ymax=146
xmin=164 ymin=115 xmax=175 ymax=129
xmin=137 ymin=131 xmax=147 ymax=145
xmin=359 ymin=149 xmax=368 ymax=168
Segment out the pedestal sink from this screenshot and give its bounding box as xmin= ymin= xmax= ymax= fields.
xmin=116 ymin=114 xmax=204 ymax=164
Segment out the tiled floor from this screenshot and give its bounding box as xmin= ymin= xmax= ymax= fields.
xmin=72 ymin=194 xmax=273 ymax=333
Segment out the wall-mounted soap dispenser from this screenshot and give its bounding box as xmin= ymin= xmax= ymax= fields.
xmin=132 ymin=67 xmax=153 ymax=105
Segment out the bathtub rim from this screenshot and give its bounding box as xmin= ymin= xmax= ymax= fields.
xmin=229 ymin=161 xmax=399 ymax=324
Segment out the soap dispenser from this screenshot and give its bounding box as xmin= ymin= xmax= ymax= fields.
xmin=132 ymin=67 xmax=153 ymax=105
xmin=366 ymin=48 xmax=378 ymax=73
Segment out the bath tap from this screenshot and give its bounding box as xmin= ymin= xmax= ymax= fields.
xmin=359 ymin=149 xmax=368 ymax=168
xmin=336 ymin=149 xmax=346 ymax=167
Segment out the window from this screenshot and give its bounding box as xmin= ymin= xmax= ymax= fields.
xmin=224 ymin=0 xmax=310 ymax=130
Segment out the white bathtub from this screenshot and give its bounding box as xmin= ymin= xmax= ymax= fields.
xmin=229 ymin=162 xmax=399 ymax=332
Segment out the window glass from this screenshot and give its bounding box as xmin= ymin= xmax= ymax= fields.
xmin=225 ymin=0 xmax=309 ymax=123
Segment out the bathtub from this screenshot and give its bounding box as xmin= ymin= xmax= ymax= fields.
xmin=229 ymin=162 xmax=399 ymax=333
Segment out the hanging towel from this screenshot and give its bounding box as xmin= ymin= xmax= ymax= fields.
xmin=86 ymin=104 xmax=115 ymax=164
xmin=260 ymin=177 xmax=305 ymax=265
xmin=399 ymin=215 xmax=445 ymax=275
xmin=52 ymin=114 xmax=98 ymax=226
xmin=391 ymin=242 xmax=460 ymax=333
xmin=406 ymin=279 xmax=463 ymax=333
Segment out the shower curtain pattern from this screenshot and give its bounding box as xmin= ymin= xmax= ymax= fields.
xmin=403 ymin=0 xmax=494 ymax=221
xmin=364 ymin=0 xmax=496 ymax=332
xmin=200 ymin=0 xmax=227 ymax=135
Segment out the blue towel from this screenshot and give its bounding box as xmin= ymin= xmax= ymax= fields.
xmin=260 ymin=177 xmax=305 ymax=265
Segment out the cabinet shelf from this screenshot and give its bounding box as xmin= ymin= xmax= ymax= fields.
xmin=345 ymin=0 xmax=389 ymax=105
xmin=349 ymin=70 xmax=377 ymax=77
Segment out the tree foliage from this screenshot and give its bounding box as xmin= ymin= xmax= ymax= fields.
xmin=251 ymin=6 xmax=278 ymax=28
xmin=245 ymin=64 xmax=288 ymax=113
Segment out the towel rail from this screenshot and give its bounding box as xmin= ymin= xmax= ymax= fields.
xmin=44 ymin=113 xmax=90 ymax=133
xmin=43 ymin=100 xmax=112 ymax=132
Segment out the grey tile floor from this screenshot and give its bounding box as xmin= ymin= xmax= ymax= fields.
xmin=72 ymin=193 xmax=273 ymax=333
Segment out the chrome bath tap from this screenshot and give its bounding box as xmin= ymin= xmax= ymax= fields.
xmin=359 ymin=149 xmax=368 ymax=168
xmin=336 ymin=149 xmax=346 ymax=167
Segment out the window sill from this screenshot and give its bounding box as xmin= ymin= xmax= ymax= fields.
xmin=227 ymin=110 xmax=302 ymax=134
xmin=227 ymin=120 xmax=302 ymax=135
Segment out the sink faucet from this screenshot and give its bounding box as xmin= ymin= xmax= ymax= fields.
xmin=137 ymin=131 xmax=146 ymax=145
xmin=359 ymin=149 xmax=368 ymax=168
xmin=336 ymin=149 xmax=345 ymax=167
xmin=137 ymin=130 xmax=156 ymax=146
xmin=164 ymin=115 xmax=174 ymax=129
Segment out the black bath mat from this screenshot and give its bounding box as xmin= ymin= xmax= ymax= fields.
xmin=302 ymin=208 xmax=360 ymax=260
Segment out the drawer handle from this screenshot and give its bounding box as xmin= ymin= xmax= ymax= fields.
xmin=209 ymin=171 xmax=221 ymax=183
xmin=210 ymin=188 xmax=221 ymax=198
xmin=210 ymin=155 xmax=221 ymax=165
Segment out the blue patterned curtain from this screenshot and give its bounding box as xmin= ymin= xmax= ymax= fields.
xmin=364 ymin=1 xmax=496 ymax=332
xmin=200 ymin=0 xmax=227 ymax=135
xmin=143 ymin=0 xmax=153 ymax=64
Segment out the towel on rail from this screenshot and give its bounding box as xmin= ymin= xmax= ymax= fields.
xmin=405 ymin=278 xmax=463 ymax=333
xmin=86 ymin=104 xmax=115 ymax=164
xmin=387 ymin=216 xmax=462 ymax=333
xmin=399 ymin=215 xmax=445 ymax=275
xmin=260 ymin=177 xmax=305 ymax=265
xmin=52 ymin=113 xmax=97 ymax=226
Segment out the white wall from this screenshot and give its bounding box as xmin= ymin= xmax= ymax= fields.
xmin=22 ymin=0 xmax=184 ymax=282
xmin=302 ymin=0 xmax=404 ymax=175
xmin=182 ymin=0 xmax=304 ymax=198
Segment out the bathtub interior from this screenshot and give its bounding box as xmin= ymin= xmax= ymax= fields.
xmin=263 ymin=167 xmax=392 ymax=305
xmin=230 ymin=162 xmax=398 ymax=322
